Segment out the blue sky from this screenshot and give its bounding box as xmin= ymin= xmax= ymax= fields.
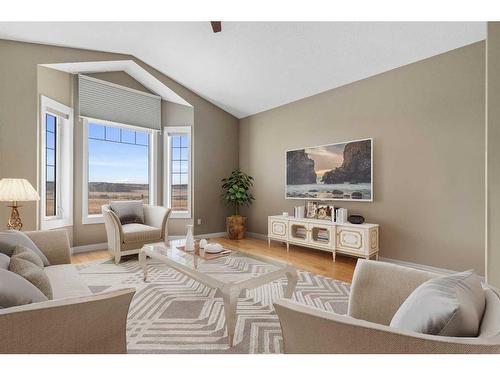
xmin=88 ymin=124 xmax=149 ymax=184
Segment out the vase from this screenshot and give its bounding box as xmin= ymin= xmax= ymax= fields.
xmin=185 ymin=224 xmax=195 ymax=251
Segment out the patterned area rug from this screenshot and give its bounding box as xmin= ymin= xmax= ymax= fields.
xmin=77 ymin=256 xmax=350 ymax=354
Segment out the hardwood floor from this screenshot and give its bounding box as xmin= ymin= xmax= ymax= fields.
xmin=71 ymin=237 xmax=358 ymax=283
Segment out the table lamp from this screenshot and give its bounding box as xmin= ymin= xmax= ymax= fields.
xmin=0 ymin=178 xmax=40 ymax=230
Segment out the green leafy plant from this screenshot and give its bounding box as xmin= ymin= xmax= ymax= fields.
xmin=221 ymin=169 xmax=255 ymax=216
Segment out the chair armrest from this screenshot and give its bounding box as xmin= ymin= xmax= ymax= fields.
xmin=143 ymin=205 xmax=171 ymax=239
xmin=102 ymin=205 xmax=123 ymax=246
xmin=274 ymin=299 xmax=500 ymax=354
xmin=0 ymin=288 xmax=135 ymax=354
xmin=347 ymin=259 xmax=438 ymax=325
xmin=25 ymin=229 xmax=71 ymax=265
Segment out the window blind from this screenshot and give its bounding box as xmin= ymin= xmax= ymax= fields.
xmin=78 ymin=74 xmax=161 ymax=130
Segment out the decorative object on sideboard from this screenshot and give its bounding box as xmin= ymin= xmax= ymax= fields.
xmin=286 ymin=138 xmax=373 ymax=201
xmin=335 ymin=208 xmax=348 ymax=224
xmin=185 ymin=224 xmax=195 ymax=251
xmin=348 ymin=215 xmax=365 ymax=224
xmin=0 ymin=178 xmax=40 ymax=230
xmin=282 ymin=212 xmax=289 ymax=217
xmin=294 ymin=205 xmax=305 ymax=218
xmin=221 ymin=169 xmax=255 ymax=240
xmin=306 ymin=201 xmax=318 ymax=218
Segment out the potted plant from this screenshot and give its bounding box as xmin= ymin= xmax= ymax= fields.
xmin=221 ymin=169 xmax=255 ymax=240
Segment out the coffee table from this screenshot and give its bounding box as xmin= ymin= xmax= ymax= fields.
xmin=138 ymin=240 xmax=298 ymax=346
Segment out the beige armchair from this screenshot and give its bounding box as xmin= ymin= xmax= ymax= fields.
xmin=274 ymin=260 xmax=500 ymax=354
xmin=102 ymin=204 xmax=171 ymax=264
xmin=0 ymin=229 xmax=134 ymax=354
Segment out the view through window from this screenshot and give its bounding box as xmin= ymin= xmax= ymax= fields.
xmin=45 ymin=113 xmax=57 ymax=217
xmin=87 ymin=123 xmax=150 ymax=215
xmin=170 ymin=134 xmax=189 ymax=212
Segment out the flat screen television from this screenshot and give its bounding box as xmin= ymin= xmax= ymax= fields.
xmin=286 ymin=138 xmax=373 ymax=201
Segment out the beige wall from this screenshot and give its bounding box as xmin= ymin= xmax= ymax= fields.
xmin=239 ymin=42 xmax=486 ymax=273
xmin=0 ymin=39 xmax=238 ymax=247
xmin=487 ymin=23 xmax=500 ymax=287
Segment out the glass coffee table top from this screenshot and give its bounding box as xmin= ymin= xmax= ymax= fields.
xmin=142 ymin=239 xmax=288 ymax=284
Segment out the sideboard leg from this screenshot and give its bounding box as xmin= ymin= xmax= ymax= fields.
xmin=375 ymin=253 xmax=379 ymax=261
xmin=268 ymin=238 xmax=271 ymax=247
xmin=332 ymin=251 xmax=336 ymax=262
xmin=286 ymin=242 xmax=289 ymax=252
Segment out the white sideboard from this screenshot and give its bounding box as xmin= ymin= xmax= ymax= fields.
xmin=268 ymin=215 xmax=379 ymax=262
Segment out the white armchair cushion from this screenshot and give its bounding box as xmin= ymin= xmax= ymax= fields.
xmin=122 ymin=224 xmax=161 ymax=243
xmin=390 ymin=270 xmax=485 ymax=337
xmin=110 ymin=200 xmax=144 ymax=225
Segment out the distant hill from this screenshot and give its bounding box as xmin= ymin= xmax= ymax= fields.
xmin=88 ymin=182 xmax=148 ymax=192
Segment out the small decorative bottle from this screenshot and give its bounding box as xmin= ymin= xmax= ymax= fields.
xmin=185 ymin=224 xmax=195 ymax=252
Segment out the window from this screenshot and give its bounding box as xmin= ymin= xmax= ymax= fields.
xmin=40 ymin=96 xmax=73 ymax=230
xmin=164 ymin=126 xmax=191 ymax=218
xmin=83 ymin=119 xmax=157 ymax=223
xmin=45 ymin=114 xmax=57 ymax=217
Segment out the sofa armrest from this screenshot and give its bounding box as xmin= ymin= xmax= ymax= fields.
xmin=25 ymin=229 xmax=71 ymax=265
xmin=0 ymin=288 xmax=135 ymax=354
xmin=347 ymin=259 xmax=439 ymax=325
xmin=274 ymin=299 xmax=500 ymax=354
xmin=143 ymin=205 xmax=171 ymax=239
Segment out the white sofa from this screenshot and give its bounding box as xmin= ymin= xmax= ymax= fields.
xmin=274 ymin=259 xmax=500 ymax=354
xmin=0 ymin=229 xmax=134 ymax=354
xmin=102 ymin=204 xmax=171 ymax=264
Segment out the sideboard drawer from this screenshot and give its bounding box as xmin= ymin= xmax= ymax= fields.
xmin=268 ymin=217 xmax=288 ymax=239
xmin=336 ymin=227 xmax=364 ymax=254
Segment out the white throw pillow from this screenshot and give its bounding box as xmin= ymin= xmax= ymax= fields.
xmin=390 ymin=270 xmax=485 ymax=337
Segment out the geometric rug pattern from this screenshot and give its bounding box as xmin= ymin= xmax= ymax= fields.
xmin=77 ymin=256 xmax=350 ymax=353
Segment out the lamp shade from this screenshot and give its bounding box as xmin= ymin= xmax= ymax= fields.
xmin=0 ymin=178 xmax=40 ymax=202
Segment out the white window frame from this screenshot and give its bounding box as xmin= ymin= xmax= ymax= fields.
xmin=82 ymin=117 xmax=158 ymax=224
xmin=40 ymin=96 xmax=73 ymax=230
xmin=163 ymin=126 xmax=192 ymax=219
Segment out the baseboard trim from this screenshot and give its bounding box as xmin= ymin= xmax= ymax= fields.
xmin=71 ymin=232 xmax=228 ymax=254
xmin=246 ymin=232 xmax=268 ymax=240
xmin=71 ymin=242 xmax=108 ymax=254
xmin=195 ymin=232 xmax=228 ymax=239
xmin=245 ymin=232 xmax=474 ymax=276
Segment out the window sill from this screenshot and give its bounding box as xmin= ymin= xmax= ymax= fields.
xmin=170 ymin=211 xmax=191 ymax=219
xmin=41 ymin=218 xmax=73 ymax=230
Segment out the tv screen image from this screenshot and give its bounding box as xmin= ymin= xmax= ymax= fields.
xmin=286 ymin=138 xmax=373 ymax=201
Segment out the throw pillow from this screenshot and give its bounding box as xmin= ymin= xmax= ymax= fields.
xmin=0 ymin=269 xmax=48 ymax=308
xmin=9 ymin=247 xmax=53 ymax=299
xmin=0 ymin=230 xmax=50 ymax=266
xmin=110 ymin=200 xmax=144 ymax=225
xmin=390 ymin=270 xmax=485 ymax=337
xmin=0 ymin=253 xmax=10 ymax=270
xmin=11 ymin=245 xmax=45 ymax=268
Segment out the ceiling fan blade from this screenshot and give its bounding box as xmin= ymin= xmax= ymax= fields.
xmin=211 ymin=21 xmax=222 ymax=33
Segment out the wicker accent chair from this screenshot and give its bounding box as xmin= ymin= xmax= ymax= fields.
xmin=274 ymin=260 xmax=500 ymax=354
xmin=102 ymin=204 xmax=171 ymax=264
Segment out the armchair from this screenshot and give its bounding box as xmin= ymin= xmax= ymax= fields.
xmin=102 ymin=204 xmax=171 ymax=264
xmin=274 ymin=260 xmax=500 ymax=353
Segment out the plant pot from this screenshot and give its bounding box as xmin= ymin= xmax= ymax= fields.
xmin=226 ymin=215 xmax=247 ymax=240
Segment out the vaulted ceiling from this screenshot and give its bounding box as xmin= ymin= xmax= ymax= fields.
xmin=0 ymin=22 xmax=486 ymax=118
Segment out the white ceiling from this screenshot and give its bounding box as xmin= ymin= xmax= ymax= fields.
xmin=0 ymin=22 xmax=486 ymax=118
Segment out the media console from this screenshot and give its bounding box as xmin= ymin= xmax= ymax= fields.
xmin=268 ymin=215 xmax=379 ymax=262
